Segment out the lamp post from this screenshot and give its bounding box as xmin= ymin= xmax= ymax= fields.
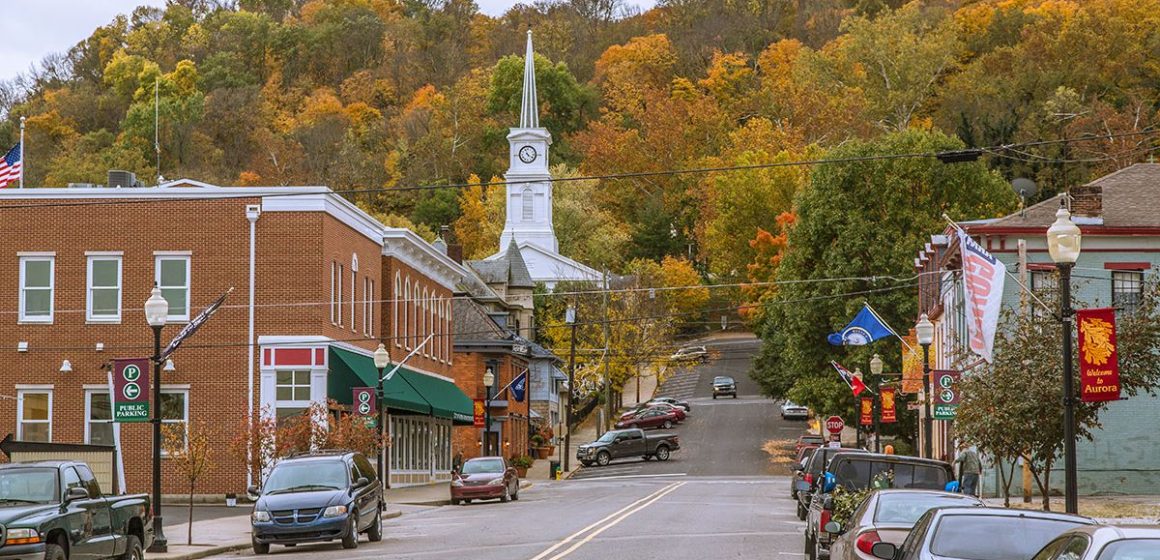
xmin=563 ymin=304 xmax=577 ymax=473
xmin=482 ymin=365 xmax=495 ymax=456
xmin=1047 ymin=195 xmax=1082 ymax=514
xmin=915 ymin=313 xmax=934 ymax=460
xmin=144 ymin=285 xmax=169 ymax=553
xmin=870 ymin=354 xmax=884 ymax=453
xmin=373 ymin=343 xmax=390 ymax=486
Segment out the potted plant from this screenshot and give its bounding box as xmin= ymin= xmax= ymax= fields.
xmin=540 ymin=427 xmax=556 ymax=455
xmin=511 ymin=455 xmax=534 ymax=477
xmin=531 ymin=434 xmax=550 ymax=459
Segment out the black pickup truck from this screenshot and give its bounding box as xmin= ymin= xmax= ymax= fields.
xmin=0 ymin=461 xmax=153 ymax=560
xmin=577 ymin=428 xmax=680 ymax=467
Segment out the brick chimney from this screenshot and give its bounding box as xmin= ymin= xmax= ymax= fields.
xmin=441 ymin=225 xmax=464 ymax=263
xmin=1069 ymin=184 xmax=1103 ymax=218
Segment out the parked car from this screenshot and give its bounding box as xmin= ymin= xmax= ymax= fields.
xmin=712 ymin=376 xmax=737 ymax=399
xmin=795 ymin=446 xmax=869 ymax=521
xmin=249 ymin=450 xmax=384 ymax=554
xmin=649 ymin=396 xmax=691 ymax=412
xmin=827 ymin=490 xmax=984 ymax=560
xmin=0 ymin=460 xmax=154 ymax=560
xmin=577 ymin=428 xmax=680 ymax=467
xmin=619 ymin=402 xmax=686 ymax=422
xmin=806 ymin=453 xmax=955 ymax=560
xmin=782 ymin=401 xmax=810 ymax=420
xmin=1029 ymin=525 xmax=1160 ymax=560
xmin=670 ymin=345 xmax=709 ymax=363
xmin=865 ymin=507 xmax=1094 ymax=560
xmin=450 ymin=457 xmax=520 ymax=505
xmin=615 ymin=407 xmax=681 ymax=430
xmin=791 ymin=447 xmax=818 ymax=500
xmin=796 ymin=434 xmax=827 ymax=455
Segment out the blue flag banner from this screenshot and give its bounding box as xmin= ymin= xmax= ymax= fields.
xmin=511 ymin=371 xmax=528 ymax=402
xmin=827 ymin=304 xmax=894 ymax=346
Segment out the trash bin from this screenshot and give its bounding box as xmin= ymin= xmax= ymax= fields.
xmin=549 ymin=460 xmax=561 ymax=480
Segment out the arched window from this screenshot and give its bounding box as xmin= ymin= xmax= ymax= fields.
xmin=421 ymin=288 xmax=429 ymax=355
xmin=394 ymin=272 xmax=401 ymax=347
xmin=404 ymin=278 xmax=411 ymax=350
xmin=522 ymin=187 xmax=534 ymax=221
xmin=350 ymin=254 xmax=358 ymax=333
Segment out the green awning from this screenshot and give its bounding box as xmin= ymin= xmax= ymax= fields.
xmin=328 ymin=347 xmax=474 ymax=424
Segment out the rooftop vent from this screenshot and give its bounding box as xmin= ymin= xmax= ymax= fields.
xmin=107 ymin=170 xmax=144 ymax=189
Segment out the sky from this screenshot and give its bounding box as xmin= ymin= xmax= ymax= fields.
xmin=0 ymin=0 xmax=657 ymax=82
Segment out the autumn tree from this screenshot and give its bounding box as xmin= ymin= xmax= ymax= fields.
xmin=163 ymin=421 xmax=215 ymax=546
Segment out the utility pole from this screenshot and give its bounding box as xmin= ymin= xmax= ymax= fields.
xmin=602 ymin=269 xmax=611 ymax=435
xmin=1018 ymin=239 xmax=1033 ymax=504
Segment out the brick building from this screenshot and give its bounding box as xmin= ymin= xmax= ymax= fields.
xmin=0 ymin=178 xmax=472 ymax=495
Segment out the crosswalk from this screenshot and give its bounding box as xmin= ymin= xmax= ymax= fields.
xmin=655 ymin=365 xmax=701 ymax=400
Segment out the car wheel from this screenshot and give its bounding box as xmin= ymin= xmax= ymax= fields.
xmin=119 ymin=535 xmax=143 ymax=560
xmin=596 ymin=451 xmax=612 ymax=467
xmin=791 ymin=488 xmax=798 ymax=499
xmin=341 ymin=513 xmax=360 ymax=549
xmin=662 ymin=420 xmax=673 ymax=429
xmin=512 ymin=484 xmax=520 ymax=501
xmin=797 ymin=501 xmax=807 ymax=520
xmin=713 ymin=395 xmax=717 ymax=399
xmin=251 ymin=536 xmax=270 ymax=556
xmin=580 ymin=461 xmax=592 ymax=467
xmin=655 ymin=446 xmax=671 ymax=461
xmin=451 ymin=497 xmax=461 ymax=505
xmin=366 ymin=504 xmax=383 ymax=542
xmin=464 ymin=499 xmax=473 ymax=504
xmin=733 ymin=394 xmax=738 ymax=399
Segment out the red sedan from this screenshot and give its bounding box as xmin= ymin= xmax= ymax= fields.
xmin=450 ymin=457 xmax=520 ymax=505
xmin=615 ymin=408 xmax=680 ymax=430
xmin=619 ymin=402 xmax=686 ymax=423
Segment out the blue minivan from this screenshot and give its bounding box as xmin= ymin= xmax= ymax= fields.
xmin=248 ymin=450 xmax=383 ymax=554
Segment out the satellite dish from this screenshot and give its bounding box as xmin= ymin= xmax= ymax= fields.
xmin=1011 ymin=178 xmax=1037 ymax=198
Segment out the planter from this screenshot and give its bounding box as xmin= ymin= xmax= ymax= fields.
xmin=515 ymin=466 xmax=528 ymax=477
xmin=535 ymin=447 xmax=551 ymax=460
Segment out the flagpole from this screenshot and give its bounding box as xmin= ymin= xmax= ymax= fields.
xmin=863 ymin=302 xmax=915 ymax=353
xmin=942 ymin=213 xmax=1053 ymax=315
xmin=19 ymin=116 xmax=25 ymax=189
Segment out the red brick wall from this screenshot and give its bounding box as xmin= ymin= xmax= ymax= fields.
xmin=451 ymin=351 xmax=530 ymax=461
xmin=381 ymin=258 xmax=453 ymax=377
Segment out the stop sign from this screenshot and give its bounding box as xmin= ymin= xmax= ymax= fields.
xmin=825 ymin=416 xmax=845 ymax=434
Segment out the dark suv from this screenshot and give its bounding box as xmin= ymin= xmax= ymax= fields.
xmin=249 ymin=450 xmax=384 ymax=554
xmin=712 ymin=376 xmax=737 ymax=399
xmin=795 ymin=446 xmax=869 ymax=520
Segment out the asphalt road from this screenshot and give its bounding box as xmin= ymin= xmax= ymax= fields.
xmin=210 ymin=335 xmax=812 ymax=560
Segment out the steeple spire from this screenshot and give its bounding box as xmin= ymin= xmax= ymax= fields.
xmin=519 ymin=30 xmax=539 ymax=129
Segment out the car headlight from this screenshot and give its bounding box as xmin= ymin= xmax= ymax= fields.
xmin=487 ymin=478 xmax=505 ymax=486
xmin=5 ymin=528 xmax=41 ymax=544
xmin=322 ymin=505 xmax=348 ymax=518
xmin=251 ymin=511 xmax=271 ymax=523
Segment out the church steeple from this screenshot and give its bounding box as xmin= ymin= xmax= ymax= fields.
xmin=519 ymin=30 xmax=539 ymax=129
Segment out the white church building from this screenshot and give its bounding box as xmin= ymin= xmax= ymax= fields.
xmin=484 ymin=31 xmax=601 ymax=288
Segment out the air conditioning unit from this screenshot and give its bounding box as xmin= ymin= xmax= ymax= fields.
xmin=107 ymin=170 xmax=143 ymax=189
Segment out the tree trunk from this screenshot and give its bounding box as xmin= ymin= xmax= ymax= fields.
xmin=188 ymin=482 xmax=195 ymax=546
xmin=1003 ymin=459 xmax=1018 ymax=508
xmin=997 ymin=458 xmax=1010 ymax=507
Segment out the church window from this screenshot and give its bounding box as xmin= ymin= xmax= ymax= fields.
xmin=522 ymin=187 xmax=534 ymax=221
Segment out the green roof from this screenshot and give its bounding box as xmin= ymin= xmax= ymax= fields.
xmin=328 ymin=347 xmax=473 ymax=424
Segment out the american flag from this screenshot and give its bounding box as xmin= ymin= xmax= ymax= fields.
xmin=0 ymin=142 xmax=21 ymax=188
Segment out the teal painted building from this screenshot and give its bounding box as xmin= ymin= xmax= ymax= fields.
xmin=914 ymin=163 xmax=1160 ymax=496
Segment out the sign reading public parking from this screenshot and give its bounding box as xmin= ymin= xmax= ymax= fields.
xmin=933 ymin=370 xmax=961 ymax=420
xmin=113 ymin=358 xmax=150 ymax=422
xmin=352 ymin=387 xmax=376 ymax=417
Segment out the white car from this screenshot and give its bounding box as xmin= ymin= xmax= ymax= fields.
xmin=670 ymin=346 xmax=708 ymax=363
xmin=781 ymin=401 xmax=809 ymax=420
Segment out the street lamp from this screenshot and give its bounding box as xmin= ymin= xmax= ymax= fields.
xmin=915 ymin=313 xmax=934 ymax=460
xmin=482 ymin=365 xmax=495 ymax=456
xmin=870 ymin=354 xmax=884 ymax=453
xmin=144 ymin=284 xmax=169 ymax=553
xmin=1046 ymin=195 xmax=1082 ymax=514
xmin=373 ymin=343 xmax=390 ymax=486
xmin=563 ymin=304 xmax=577 ymax=473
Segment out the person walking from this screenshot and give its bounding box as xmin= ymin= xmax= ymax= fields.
xmin=954 ymin=442 xmax=982 ymax=496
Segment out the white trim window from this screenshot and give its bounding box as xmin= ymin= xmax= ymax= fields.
xmin=351 ymin=255 xmax=358 ymax=332
xmin=364 ymin=278 xmax=374 ymax=337
xmin=19 ymin=256 xmax=54 ymax=323
xmin=87 ymin=255 xmax=122 ymax=322
xmin=275 ymin=370 xmax=312 ymax=423
xmin=421 ymin=288 xmax=429 ymax=356
xmin=338 ymin=264 xmax=344 ymax=326
xmin=85 ymin=391 xmax=114 ymax=446
xmin=1112 ymin=270 xmax=1145 ymax=313
xmin=404 ymin=278 xmax=412 ymax=350
xmin=394 ymin=273 xmax=402 ymax=347
xmin=17 ymin=389 xmax=52 ymax=442
xmin=156 ymin=255 xmax=191 ymax=322
xmin=331 ymin=262 xmax=338 ymax=325
xmin=161 ymin=389 xmax=189 ymax=453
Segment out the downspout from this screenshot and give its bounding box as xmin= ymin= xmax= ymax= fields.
xmin=245 ymin=204 xmax=262 ymax=489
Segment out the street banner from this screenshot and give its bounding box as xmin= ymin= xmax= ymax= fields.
xmin=112 ymin=358 xmax=150 ymax=422
xmin=353 ymin=387 xmax=376 ymax=416
xmin=958 ymin=230 xmax=1005 ymax=363
xmin=933 ymin=370 xmax=961 ymax=420
xmin=881 ymin=387 xmax=897 ymax=423
xmin=473 ymin=399 xmax=485 ymax=428
xmin=860 ymin=397 xmax=873 ymax=426
xmin=160 ymin=288 xmax=231 ymax=361
xmin=901 ymin=330 xmax=923 ymax=394
xmin=1077 ymin=308 xmax=1121 ymax=402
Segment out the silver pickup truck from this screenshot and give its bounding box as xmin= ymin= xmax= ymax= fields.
xmin=576 ymin=428 xmax=680 ymax=467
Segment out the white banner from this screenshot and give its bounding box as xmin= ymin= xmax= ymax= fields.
xmin=958 ymin=231 xmax=1005 ymax=363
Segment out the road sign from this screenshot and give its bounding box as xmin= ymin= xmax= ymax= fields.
xmin=113 ymin=358 xmax=150 ymax=422
xmin=352 ymin=387 xmax=376 ymax=417
xmin=825 ymin=415 xmax=845 ymax=434
xmin=933 ymin=370 xmax=961 ymax=420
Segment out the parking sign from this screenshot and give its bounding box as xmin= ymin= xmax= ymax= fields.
xmin=113 ymin=358 xmax=150 ymax=422
xmin=352 ymin=387 xmax=376 ymax=417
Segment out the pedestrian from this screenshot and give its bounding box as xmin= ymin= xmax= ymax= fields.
xmin=883 ymin=444 xmax=894 ymax=455
xmin=954 ymin=442 xmax=982 ymax=496
xmin=452 ymin=451 xmax=463 ymax=475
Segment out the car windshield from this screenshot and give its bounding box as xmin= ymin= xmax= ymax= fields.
xmin=714 ymin=377 xmax=733 ymax=384
xmin=874 ymin=493 xmax=980 ymax=524
xmin=930 ymin=515 xmax=1085 ymax=560
xmin=462 ymin=459 xmax=505 ymax=474
xmin=831 ymin=460 xmax=948 ymax=491
xmin=1097 ymin=539 xmax=1160 ymax=560
xmin=264 ymin=461 xmax=347 ymax=494
xmin=0 ymin=468 xmax=59 ymax=503
xmin=597 ymin=432 xmax=619 ymax=443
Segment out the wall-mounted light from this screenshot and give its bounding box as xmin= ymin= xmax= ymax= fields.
xmin=164 ymin=359 xmax=176 ymax=372
xmin=17 ymin=342 xmax=28 ymax=352
xmin=60 ymin=360 xmax=73 ymax=373
xmin=95 ymin=342 xmax=105 ymax=352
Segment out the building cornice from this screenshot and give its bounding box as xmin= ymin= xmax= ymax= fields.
xmin=382 ymin=229 xmax=466 ymax=291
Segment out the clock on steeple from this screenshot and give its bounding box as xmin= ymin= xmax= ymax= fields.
xmin=518 ymin=145 xmax=538 ymax=164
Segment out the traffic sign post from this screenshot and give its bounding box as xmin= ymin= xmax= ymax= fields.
xmin=113 ymin=358 xmax=150 ymax=422
xmin=352 ymin=387 xmax=376 ymax=416
xmin=933 ymin=370 xmax=961 ymax=420
xmin=825 ymin=415 xmax=845 ymax=442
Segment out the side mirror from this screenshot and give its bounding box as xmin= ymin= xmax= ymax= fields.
xmin=822 ymin=472 xmax=837 ymax=493
xmin=824 ymin=521 xmax=842 ymax=534
xmin=64 ymin=487 xmax=89 ymax=502
xmin=246 ymin=485 xmax=260 ymax=500
xmin=871 ymin=542 xmax=898 ymax=560
xmin=354 ymin=477 xmax=370 ymax=489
